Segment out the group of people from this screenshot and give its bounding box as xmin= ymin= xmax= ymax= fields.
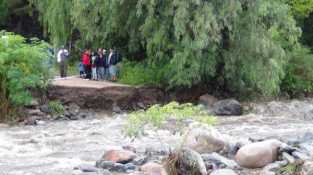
xmin=80 ymin=48 xmax=121 ymax=81
xmin=57 ymin=47 xmax=121 ymax=81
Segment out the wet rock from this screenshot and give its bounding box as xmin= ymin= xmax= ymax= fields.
xmin=282 ymin=152 xmax=295 ymax=164
xmin=235 ymin=139 xmax=282 ymax=168
xmin=292 ymin=151 xmax=310 ymax=160
xmin=185 ymin=126 xmax=225 ymax=154
xmin=202 ymin=153 xmax=239 ymax=169
xmin=213 ymin=99 xmax=242 ymax=116
xmin=210 ymin=169 xmax=238 ymax=175
xmin=132 ymin=156 xmax=149 ymax=166
xmin=301 ymin=160 xmax=313 ymax=175
xmin=102 ymin=150 xmax=136 ymax=164
xmin=261 ymin=160 xmax=288 ymax=174
xmin=140 ymin=162 xmax=167 ymax=175
xmin=95 ymin=160 xmax=135 ymax=172
xmin=167 ymin=148 xmax=207 ymax=175
xmin=199 ymin=94 xmax=218 ymax=107
xmin=24 ymin=116 xmax=41 ymax=125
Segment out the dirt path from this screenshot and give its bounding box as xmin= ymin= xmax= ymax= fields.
xmin=51 ymin=77 xmax=129 ymax=89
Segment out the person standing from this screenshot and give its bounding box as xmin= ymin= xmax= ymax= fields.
xmin=82 ymin=49 xmax=91 ymax=79
xmin=108 ymin=48 xmax=117 ymax=81
xmin=91 ymin=52 xmax=98 ymax=80
xmin=57 ymin=46 xmax=69 ymax=78
xmin=96 ymin=48 xmax=105 ymax=80
xmin=103 ymin=49 xmax=110 ymax=80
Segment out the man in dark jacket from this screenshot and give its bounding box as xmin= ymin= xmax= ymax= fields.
xmin=96 ymin=48 xmax=105 ymax=80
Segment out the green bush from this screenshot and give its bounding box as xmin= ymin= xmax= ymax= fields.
xmin=282 ymin=46 xmax=313 ymax=95
xmin=0 ymin=32 xmax=50 ymax=120
xmin=124 ymin=102 xmax=216 ymax=137
xmin=118 ymin=60 xmax=167 ymax=86
xmin=48 ymin=100 xmax=64 ymax=115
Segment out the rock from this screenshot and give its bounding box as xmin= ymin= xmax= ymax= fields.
xmin=199 ymin=94 xmax=218 ymax=107
xmin=282 ymin=152 xmax=295 ymax=164
xmin=27 ymin=109 xmax=45 ymax=116
xmin=40 ymin=104 xmax=52 ymax=114
xmin=301 ymin=160 xmax=313 ymax=175
xmin=166 ymin=148 xmax=207 ymax=175
xmin=140 ymin=162 xmax=167 ymax=175
xmin=95 ymin=160 xmax=135 ymax=172
xmin=132 ymin=156 xmax=149 ymax=166
xmin=213 ymin=99 xmax=242 ymax=116
xmin=102 ymin=150 xmax=136 ymax=164
xmin=292 ymin=151 xmax=310 ymax=160
xmin=210 ymin=169 xmax=238 ymax=175
xmin=185 ymin=125 xmax=225 ymax=154
xmin=202 ymin=153 xmax=239 ymax=169
xmin=261 ymin=160 xmax=288 ymax=174
xmin=24 ymin=116 xmax=40 ymax=125
xmin=235 ymin=139 xmax=282 ymax=168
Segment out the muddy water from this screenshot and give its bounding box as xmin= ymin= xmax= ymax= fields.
xmin=1 ymin=100 xmax=313 ymax=175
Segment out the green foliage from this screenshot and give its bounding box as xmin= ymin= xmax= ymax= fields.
xmin=48 ymin=100 xmax=64 ymax=115
xmin=286 ymin=0 xmax=313 ymax=19
xmin=282 ymin=46 xmax=313 ymax=95
xmin=30 ymin=0 xmax=313 ymax=97
xmin=124 ymin=102 xmax=216 ymax=137
xmin=118 ymin=60 xmax=166 ymax=86
xmin=0 ymin=32 xmax=50 ymax=119
xmin=0 ymin=0 xmax=8 ymax=26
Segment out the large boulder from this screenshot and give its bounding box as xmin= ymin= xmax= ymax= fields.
xmin=199 ymin=94 xmax=218 ymax=107
xmin=235 ymin=139 xmax=283 ymax=168
xmin=102 ymin=149 xmax=136 ymax=164
xmin=185 ymin=125 xmax=226 ymax=154
xmin=166 ymin=148 xmax=207 ymax=175
xmin=140 ymin=162 xmax=167 ymax=175
xmin=213 ymin=99 xmax=242 ymax=116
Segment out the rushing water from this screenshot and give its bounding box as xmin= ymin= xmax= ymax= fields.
xmin=1 ymin=100 xmax=313 ymax=175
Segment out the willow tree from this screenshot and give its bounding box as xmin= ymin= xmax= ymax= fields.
xmin=30 ymin=0 xmax=302 ymax=96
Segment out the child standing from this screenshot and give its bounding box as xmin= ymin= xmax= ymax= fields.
xmin=91 ymin=52 xmax=98 ymax=80
xmin=79 ymin=61 xmax=85 ymax=78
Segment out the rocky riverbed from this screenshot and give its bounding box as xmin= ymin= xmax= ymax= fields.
xmin=1 ymin=99 xmax=313 ymax=175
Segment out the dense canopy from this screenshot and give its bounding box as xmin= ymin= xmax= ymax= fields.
xmin=1 ymin=0 xmax=313 ymax=98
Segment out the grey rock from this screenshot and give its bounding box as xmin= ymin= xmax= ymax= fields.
xmin=202 ymin=153 xmax=239 ymax=169
xmin=292 ymin=151 xmax=310 ymax=160
xmin=262 ymin=160 xmax=288 ymax=173
xmin=210 ymin=169 xmax=238 ymax=175
xmin=174 ymin=147 xmax=207 ymax=175
xmin=199 ymin=94 xmax=218 ymax=107
xmin=282 ymin=152 xmax=295 ymax=164
xmin=40 ymin=105 xmax=52 ymax=113
xmin=213 ymin=99 xmax=242 ymax=116
xmin=95 ymin=160 xmax=135 ymax=172
xmin=132 ymin=156 xmax=149 ymax=166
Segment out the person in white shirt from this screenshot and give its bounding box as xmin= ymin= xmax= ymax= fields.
xmin=57 ymin=46 xmax=69 ymax=78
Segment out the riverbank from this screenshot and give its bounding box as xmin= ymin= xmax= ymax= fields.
xmin=1 ymin=99 xmax=313 ymax=175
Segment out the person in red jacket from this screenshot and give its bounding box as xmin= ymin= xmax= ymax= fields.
xmin=82 ymin=49 xmax=91 ymax=79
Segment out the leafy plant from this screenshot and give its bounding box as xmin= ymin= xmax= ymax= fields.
xmin=48 ymin=100 xmax=64 ymax=115
xmin=0 ymin=32 xmax=50 ymax=120
xmin=282 ymin=46 xmax=313 ymax=95
xmin=118 ymin=60 xmax=167 ymax=86
xmin=124 ymin=102 xmax=216 ymax=137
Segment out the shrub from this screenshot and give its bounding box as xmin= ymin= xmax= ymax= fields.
xmin=0 ymin=32 xmax=50 ymax=120
xmin=118 ymin=60 xmax=168 ymax=86
xmin=124 ymin=102 xmax=216 ymax=137
xmin=48 ymin=100 xmax=64 ymax=115
xmin=282 ymin=46 xmax=313 ymax=95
